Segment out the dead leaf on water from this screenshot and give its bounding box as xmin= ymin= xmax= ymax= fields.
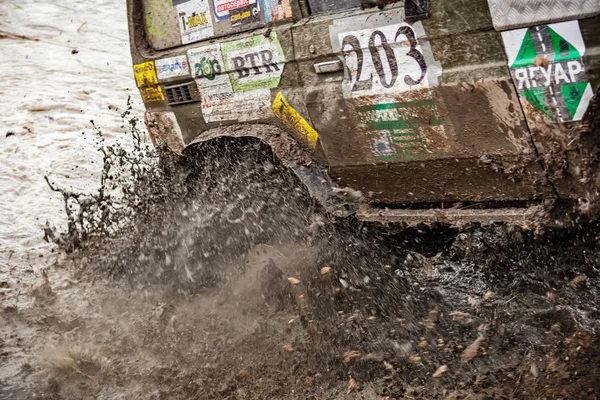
xmin=282 ymin=345 xmax=295 ymax=353
xmin=570 ymin=275 xmax=587 ymax=290
xmin=347 ymin=378 xmax=359 ymax=393
xmin=432 ymin=365 xmax=449 ymax=378
xmin=427 ymin=308 xmax=439 ymax=329
xmin=343 ymin=350 xmax=361 ymax=363
xmin=461 ymin=336 xmax=485 ymax=362
xmin=287 ymin=277 xmax=301 ymax=286
xmin=238 ymin=369 xmax=248 ymax=381
xmin=467 ymin=296 xmax=481 ymax=308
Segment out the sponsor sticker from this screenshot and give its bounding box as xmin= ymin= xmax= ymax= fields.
xmin=175 ymin=0 xmax=214 ymax=44
xmin=155 ymin=55 xmax=191 ymax=80
xmin=230 ymin=3 xmax=261 ymax=27
xmin=261 ymin=0 xmax=292 ymax=22
xmin=354 ymin=97 xmax=449 ymax=161
xmin=331 ymin=17 xmax=445 ymax=161
xmin=213 ymin=0 xmax=257 ymax=20
xmin=501 ymin=20 xmax=594 ymax=122
xmin=335 ymin=23 xmax=435 ymax=99
xmin=222 ymin=33 xmax=285 ymax=92
xmin=188 ymin=43 xmax=271 ymax=122
xmin=133 ymin=61 xmax=165 ymax=103
xmin=272 ymin=92 xmax=319 ymax=148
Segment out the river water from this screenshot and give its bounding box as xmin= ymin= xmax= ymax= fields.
xmin=0 ymin=0 xmax=143 ymax=263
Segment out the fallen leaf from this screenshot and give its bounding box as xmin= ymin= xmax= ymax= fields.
xmin=570 ymin=275 xmax=587 ymax=290
xmin=320 ymin=266 xmax=332 ymax=275
xmin=347 ymin=378 xmax=359 ymax=393
xmin=461 ymin=336 xmax=485 ymax=362
xmin=432 ymin=365 xmax=449 ymax=378
xmin=287 ymin=277 xmax=301 ymax=286
xmin=283 ymin=345 xmax=295 ymax=353
xmin=450 ymin=311 xmax=470 ymax=321
xmin=467 ymin=296 xmax=481 ymax=308
xmin=343 ymin=350 xmax=361 ymax=363
xmin=530 ymin=363 xmax=539 ymax=379
xmin=427 ymin=308 xmax=439 ymax=329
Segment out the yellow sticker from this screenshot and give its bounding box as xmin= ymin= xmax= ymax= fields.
xmin=133 ymin=61 xmax=164 ymax=102
xmin=272 ymin=92 xmax=319 ymax=149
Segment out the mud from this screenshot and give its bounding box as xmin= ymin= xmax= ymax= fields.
xmin=2 ymin=116 xmax=599 ymax=399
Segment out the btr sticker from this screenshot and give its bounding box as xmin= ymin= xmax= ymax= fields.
xmin=155 ymin=55 xmax=190 ymax=80
xmin=261 ymin=0 xmax=292 ymax=22
xmin=174 ymin=0 xmax=214 ymax=44
xmin=222 ymin=33 xmax=285 ymax=92
xmin=133 ymin=61 xmax=165 ymax=103
xmin=213 ymin=0 xmax=257 ymax=20
xmin=502 ymin=20 xmax=594 ymax=122
xmin=189 ymin=43 xmax=271 ymax=122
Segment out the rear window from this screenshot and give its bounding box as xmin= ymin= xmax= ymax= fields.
xmin=143 ymin=0 xmax=295 ymax=51
xmin=307 ymin=0 xmax=360 ymax=15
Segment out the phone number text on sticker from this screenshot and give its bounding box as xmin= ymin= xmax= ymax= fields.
xmin=213 ymin=0 xmax=257 ymax=19
xmin=338 ymin=23 xmax=430 ymax=98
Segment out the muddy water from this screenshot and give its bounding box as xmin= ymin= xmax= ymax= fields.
xmin=0 ymin=0 xmax=143 ymax=262
xmin=1 ymin=2 xmax=600 ymax=399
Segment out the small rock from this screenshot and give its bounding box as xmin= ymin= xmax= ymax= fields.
xmin=427 ymin=308 xmax=439 ymax=329
xmin=484 ymin=291 xmax=495 ymax=301
xmin=320 ymin=266 xmax=332 ymax=275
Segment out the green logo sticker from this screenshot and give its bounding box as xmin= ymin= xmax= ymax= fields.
xmin=357 ymin=99 xmax=449 ymax=162
xmin=501 ymin=20 xmax=594 ymax=123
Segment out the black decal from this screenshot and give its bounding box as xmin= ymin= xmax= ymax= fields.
xmin=245 ymin=53 xmax=262 ymax=75
xmin=368 ymin=30 xmax=398 ymax=88
xmin=260 ymin=50 xmax=279 ymax=72
xmin=395 ymin=26 xmax=427 ymax=85
xmin=231 ymin=56 xmax=249 ymax=79
xmin=342 ymin=35 xmax=372 ymax=91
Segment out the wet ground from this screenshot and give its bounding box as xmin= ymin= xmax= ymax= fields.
xmin=1 ymin=1 xmax=599 ymax=400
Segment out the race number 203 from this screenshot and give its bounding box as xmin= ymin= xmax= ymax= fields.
xmin=338 ymin=23 xmax=429 ymax=97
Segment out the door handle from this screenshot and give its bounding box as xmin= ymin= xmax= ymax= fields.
xmin=313 ymin=59 xmax=343 ymax=74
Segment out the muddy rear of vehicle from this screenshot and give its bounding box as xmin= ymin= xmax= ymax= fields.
xmin=127 ymin=0 xmax=600 ymax=227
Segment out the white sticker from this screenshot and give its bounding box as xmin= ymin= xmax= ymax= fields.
xmin=175 ymin=0 xmax=214 ymax=45
xmin=189 ymin=44 xmax=271 ymax=122
xmin=221 ymin=33 xmax=285 ymax=93
xmin=335 ymin=22 xmax=437 ymax=99
xmin=501 ymin=20 xmax=594 ymax=122
xmin=155 ymin=55 xmax=190 ymax=80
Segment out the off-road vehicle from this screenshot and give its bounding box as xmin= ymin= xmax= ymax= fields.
xmin=128 ymin=0 xmax=600 ymax=226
